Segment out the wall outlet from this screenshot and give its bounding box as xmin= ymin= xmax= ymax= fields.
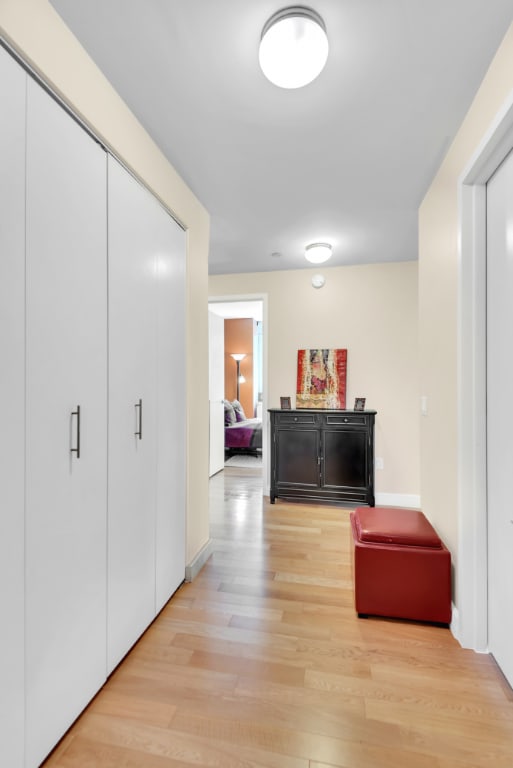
xmin=375 ymin=457 xmax=384 ymax=470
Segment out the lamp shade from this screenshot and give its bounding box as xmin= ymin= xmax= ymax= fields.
xmin=305 ymin=242 xmax=332 ymax=264
xmin=230 ymin=353 xmax=246 ymax=361
xmin=259 ymin=7 xmax=329 ymax=89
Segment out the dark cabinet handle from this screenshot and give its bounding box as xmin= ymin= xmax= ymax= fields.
xmin=71 ymin=405 xmax=81 ymax=458
xmin=135 ymin=398 xmax=142 ymax=439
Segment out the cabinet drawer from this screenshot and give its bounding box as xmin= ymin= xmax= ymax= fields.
xmin=275 ymin=412 xmax=319 ymax=425
xmin=323 ymin=413 xmax=367 ymax=426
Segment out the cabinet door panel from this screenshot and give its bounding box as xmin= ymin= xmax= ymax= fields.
xmin=107 ymin=157 xmax=158 ymax=671
xmin=0 ymin=46 xmax=26 ymax=768
xmin=323 ymin=430 xmax=367 ymax=488
xmin=155 ymin=204 xmax=186 ymax=612
xmin=25 ymin=79 xmax=107 ymax=768
xmin=277 ymin=428 xmax=320 ymax=487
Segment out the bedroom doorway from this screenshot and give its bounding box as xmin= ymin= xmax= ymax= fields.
xmin=208 ymin=296 xmax=267 ymax=485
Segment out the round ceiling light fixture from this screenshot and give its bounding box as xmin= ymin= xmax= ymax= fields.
xmin=259 ymin=6 xmax=329 ymax=89
xmin=305 ymin=242 xmax=332 ymax=264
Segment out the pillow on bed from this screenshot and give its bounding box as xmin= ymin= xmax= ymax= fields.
xmin=231 ymin=399 xmax=247 ymax=422
xmin=224 ymin=399 xmax=237 ymax=425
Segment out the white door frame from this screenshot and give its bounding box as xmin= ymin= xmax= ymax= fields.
xmin=458 ymin=93 xmax=513 ymax=651
xmin=208 ymin=293 xmax=269 ymax=492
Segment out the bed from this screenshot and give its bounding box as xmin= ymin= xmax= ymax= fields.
xmin=224 ymin=399 xmax=262 ymax=456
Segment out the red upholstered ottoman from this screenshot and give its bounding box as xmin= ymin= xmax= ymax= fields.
xmin=350 ymin=506 xmax=451 ymax=624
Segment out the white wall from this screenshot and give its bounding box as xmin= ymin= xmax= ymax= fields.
xmin=210 ymin=261 xmax=420 ymax=503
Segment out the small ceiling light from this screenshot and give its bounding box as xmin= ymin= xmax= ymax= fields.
xmin=259 ymin=6 xmax=329 ymax=89
xmin=311 ymin=273 xmax=325 ymax=289
xmin=305 ymin=242 xmax=332 ymax=264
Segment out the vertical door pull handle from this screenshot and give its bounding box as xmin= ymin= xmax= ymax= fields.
xmin=71 ymin=405 xmax=81 ymax=458
xmin=135 ymin=398 xmax=142 ymax=439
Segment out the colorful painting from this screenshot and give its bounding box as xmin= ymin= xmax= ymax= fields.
xmin=296 ymin=349 xmax=347 ymax=409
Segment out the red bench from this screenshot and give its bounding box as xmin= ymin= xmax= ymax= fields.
xmin=350 ymin=506 xmax=451 ymax=624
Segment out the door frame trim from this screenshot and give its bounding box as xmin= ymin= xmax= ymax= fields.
xmin=458 ymin=93 xmax=513 ymax=651
xmin=208 ymin=293 xmax=269 ymax=491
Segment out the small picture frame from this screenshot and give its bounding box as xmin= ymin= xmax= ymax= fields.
xmin=354 ymin=397 xmax=366 ymax=412
xmin=280 ymin=396 xmax=292 ymax=410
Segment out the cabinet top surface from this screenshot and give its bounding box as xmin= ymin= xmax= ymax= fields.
xmin=268 ymin=408 xmax=377 ymax=414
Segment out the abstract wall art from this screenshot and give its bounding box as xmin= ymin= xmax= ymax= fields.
xmin=296 ymin=348 xmax=347 ymax=409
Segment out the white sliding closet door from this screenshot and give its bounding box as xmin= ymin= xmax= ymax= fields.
xmin=155 ymin=203 xmax=186 ymax=612
xmin=108 ymin=156 xmax=186 ymax=665
xmin=25 ymin=79 xmax=108 ymax=767
xmin=0 ymin=45 xmax=26 ymax=768
xmin=487 ymin=149 xmax=513 ymax=688
xmin=107 ymin=157 xmax=159 ymax=671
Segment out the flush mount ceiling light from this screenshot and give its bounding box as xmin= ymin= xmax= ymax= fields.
xmin=305 ymin=242 xmax=332 ymax=264
xmin=259 ymin=6 xmax=329 ymax=89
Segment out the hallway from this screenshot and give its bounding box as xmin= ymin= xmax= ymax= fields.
xmin=43 ymin=466 xmax=513 ymax=767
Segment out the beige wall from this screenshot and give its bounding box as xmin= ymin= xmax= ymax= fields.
xmin=419 ymin=24 xmax=513 ymax=601
xmin=0 ymin=0 xmax=211 ymax=565
xmin=210 ymin=261 xmax=420 ymax=501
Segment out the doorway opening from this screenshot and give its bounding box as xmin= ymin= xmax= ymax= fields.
xmin=208 ymin=295 xmax=268 ymax=489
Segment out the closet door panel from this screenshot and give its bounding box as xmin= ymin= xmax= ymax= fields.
xmin=155 ymin=207 xmax=186 ymax=612
xmin=107 ymin=157 xmax=158 ymax=672
xmin=0 ymin=46 xmax=26 ymax=768
xmin=25 ymin=80 xmax=107 ymax=767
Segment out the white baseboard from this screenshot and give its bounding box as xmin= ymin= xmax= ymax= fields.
xmin=450 ymin=602 xmax=460 ymax=642
xmin=374 ymin=492 xmax=421 ymax=508
xmin=449 ymin=602 xmax=489 ymax=653
xmin=184 ymin=538 xmax=213 ymax=582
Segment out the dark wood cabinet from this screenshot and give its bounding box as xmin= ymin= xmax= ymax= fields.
xmin=269 ymin=409 xmax=376 ymax=506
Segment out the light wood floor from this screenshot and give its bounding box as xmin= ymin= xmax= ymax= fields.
xmin=44 ymin=467 xmax=513 ymax=768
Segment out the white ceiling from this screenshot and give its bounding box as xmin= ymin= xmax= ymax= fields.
xmin=50 ymin=1 xmax=513 ymax=275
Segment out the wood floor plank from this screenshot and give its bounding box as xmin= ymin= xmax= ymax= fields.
xmin=73 ymin=713 xmax=309 ymax=768
xmin=228 ymin=612 xmax=333 ymax=641
xmin=188 ymin=648 xmax=306 ymax=685
xmin=171 ymin=630 xmax=313 ymax=673
xmin=42 ymin=466 xmax=513 ymax=768
xmin=47 ymin=736 xmax=191 ymax=768
xmin=168 ymin=708 xmax=435 ymax=767
xmin=90 ymin=689 xmax=177 ymax=728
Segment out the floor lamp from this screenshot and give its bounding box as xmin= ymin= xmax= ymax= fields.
xmin=230 ymin=353 xmax=246 ymax=401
